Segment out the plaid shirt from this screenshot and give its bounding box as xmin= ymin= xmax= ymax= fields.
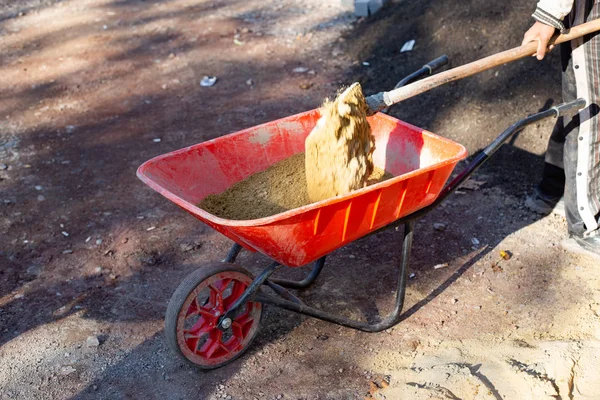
xmin=535 ymin=0 xmax=600 ymax=232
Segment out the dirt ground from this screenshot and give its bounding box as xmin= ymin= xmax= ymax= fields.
xmin=1 ymin=0 xmax=599 ymax=399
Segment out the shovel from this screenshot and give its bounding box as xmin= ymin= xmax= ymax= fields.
xmin=365 ymin=18 xmax=600 ymax=113
xmin=306 ymin=18 xmax=600 ymax=202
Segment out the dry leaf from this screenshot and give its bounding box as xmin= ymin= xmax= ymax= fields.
xmin=491 ymin=263 xmax=503 ymax=273
xmin=369 ymin=381 xmax=379 ymax=396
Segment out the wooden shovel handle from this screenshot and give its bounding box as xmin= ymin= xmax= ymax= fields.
xmin=381 ymin=18 xmax=600 ymax=107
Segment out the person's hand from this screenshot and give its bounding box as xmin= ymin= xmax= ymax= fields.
xmin=522 ymin=21 xmax=557 ymax=60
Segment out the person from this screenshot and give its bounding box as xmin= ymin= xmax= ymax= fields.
xmin=522 ymin=0 xmax=600 ymax=259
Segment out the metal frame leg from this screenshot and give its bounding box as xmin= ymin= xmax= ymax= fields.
xmin=270 ymin=257 xmax=326 ymax=289
xmin=255 ymin=222 xmax=414 ymax=332
xmin=223 ymin=243 xmax=243 ymax=263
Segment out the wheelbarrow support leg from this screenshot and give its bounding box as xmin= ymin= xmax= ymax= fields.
xmin=255 ymin=222 xmax=415 ymax=332
xmin=223 ymin=243 xmax=243 ymax=263
xmin=270 ymin=257 xmax=326 ymax=289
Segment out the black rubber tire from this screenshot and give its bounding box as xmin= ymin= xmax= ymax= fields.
xmin=165 ymin=262 xmax=262 ymax=369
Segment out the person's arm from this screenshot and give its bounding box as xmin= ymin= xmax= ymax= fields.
xmin=522 ymin=0 xmax=575 ymax=60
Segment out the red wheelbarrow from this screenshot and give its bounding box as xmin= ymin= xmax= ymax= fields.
xmin=137 ymin=58 xmax=585 ymax=368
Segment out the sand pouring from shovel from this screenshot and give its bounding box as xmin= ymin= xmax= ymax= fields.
xmin=305 ymin=18 xmax=600 ymax=202
xmin=305 ymin=83 xmax=375 ymax=203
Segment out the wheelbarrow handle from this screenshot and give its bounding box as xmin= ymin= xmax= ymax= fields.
xmin=390 ymin=99 xmax=587 ymax=224
xmin=393 ymin=54 xmax=449 ymax=90
xmin=552 ymin=98 xmax=587 ymax=118
xmin=382 ymin=55 xmax=450 ymax=114
xmin=423 ymin=55 xmax=449 ymax=75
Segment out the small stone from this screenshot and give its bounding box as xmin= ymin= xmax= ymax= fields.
xmin=62 ymin=249 xmax=73 ymax=254
xmin=153 ymin=138 xmax=161 ymax=143
xmin=14 ymin=293 xmax=24 ymax=299
xmin=433 ymin=223 xmax=447 ymax=231
xmin=61 ymin=231 xmax=69 ymax=237
xmin=474 ymin=305 xmax=482 ymax=310
xmin=35 ymin=185 xmax=43 ymax=191
xmin=146 ymin=226 xmax=156 ymax=231
xmin=96 ymin=239 xmax=103 ymax=245
xmin=317 ymin=334 xmax=329 ymax=341
xmin=60 ymin=366 xmax=76 ymax=375
xmin=66 ymin=125 xmax=76 ymax=133
xmin=339 ymin=368 xmax=344 ymax=373
xmin=180 ymin=243 xmax=196 ymax=252
xmin=85 ymin=236 xmax=92 ymax=243
xmin=26 ymin=265 xmax=42 ymax=276
xmin=292 ymin=67 xmax=309 ymax=73
xmin=94 ymin=267 xmax=102 ymax=274
xmin=452 ymin=298 xmax=458 ymax=304
xmin=276 ymin=395 xmax=283 ymax=400
xmin=471 ymin=238 xmax=480 ymax=245
xmin=37 ymin=195 xmax=45 ymax=201
xmin=409 ymin=272 xmax=416 ymax=279
xmin=0 ymin=163 xmax=7 ymax=170
xmin=246 ymin=79 xmax=253 ymax=85
xmin=86 ymin=335 xmax=100 ymax=347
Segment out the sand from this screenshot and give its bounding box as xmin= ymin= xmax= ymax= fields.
xmin=199 ymin=153 xmax=392 ymax=220
xmin=304 ymin=82 xmax=375 ymax=202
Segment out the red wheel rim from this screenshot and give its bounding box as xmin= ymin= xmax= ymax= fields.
xmin=176 ymin=271 xmax=261 ymax=367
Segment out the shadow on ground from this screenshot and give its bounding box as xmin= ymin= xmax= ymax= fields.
xmin=0 ymin=0 xmax=581 ymax=398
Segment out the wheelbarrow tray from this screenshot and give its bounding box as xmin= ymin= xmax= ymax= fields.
xmin=137 ymin=109 xmax=467 ymax=267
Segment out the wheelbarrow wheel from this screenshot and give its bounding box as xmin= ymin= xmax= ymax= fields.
xmin=165 ymin=262 xmax=262 ymax=369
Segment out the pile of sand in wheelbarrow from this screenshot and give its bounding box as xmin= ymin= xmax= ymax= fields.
xmin=200 ymin=82 xmax=387 ymax=220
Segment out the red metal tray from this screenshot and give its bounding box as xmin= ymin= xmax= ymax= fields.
xmin=137 ymin=109 xmax=467 ymax=267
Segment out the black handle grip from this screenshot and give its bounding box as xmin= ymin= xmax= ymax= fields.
xmin=552 ymin=98 xmax=586 ymax=117
xmin=423 ymin=55 xmax=449 ymax=74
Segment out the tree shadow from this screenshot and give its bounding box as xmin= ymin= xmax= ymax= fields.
xmin=0 ymin=0 xmax=588 ymax=398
